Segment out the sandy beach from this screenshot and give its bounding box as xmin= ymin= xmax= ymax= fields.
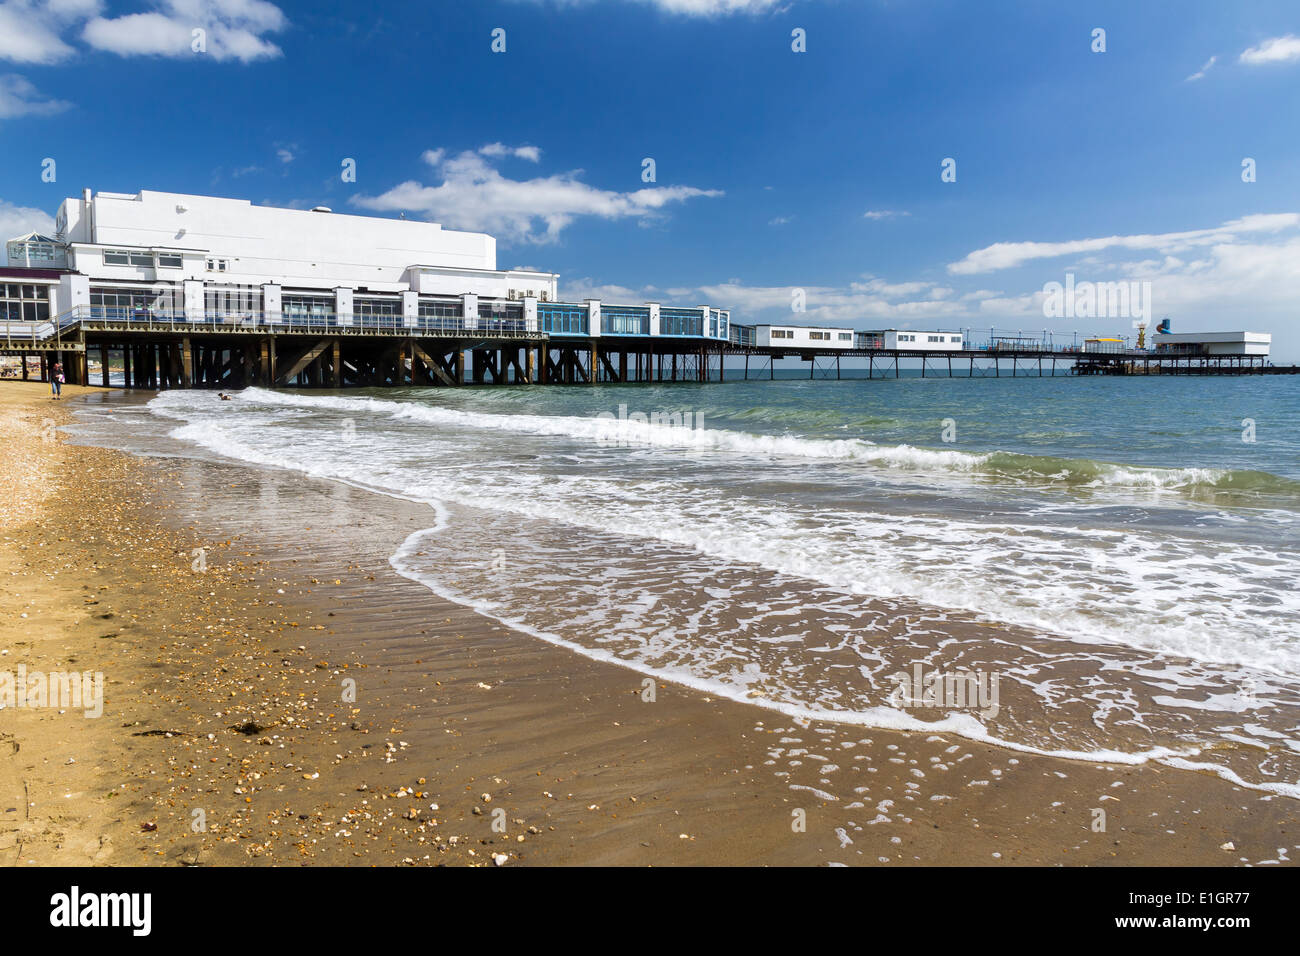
xmin=0 ymin=380 xmax=1294 ymax=866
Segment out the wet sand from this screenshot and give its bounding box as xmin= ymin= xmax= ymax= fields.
xmin=0 ymin=380 xmax=1295 ymax=866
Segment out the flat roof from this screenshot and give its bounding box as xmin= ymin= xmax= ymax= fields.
xmin=1153 ymin=331 xmax=1271 ymax=342
xmin=754 ymin=323 xmax=852 ymax=329
xmin=0 ymin=267 xmax=72 ymax=280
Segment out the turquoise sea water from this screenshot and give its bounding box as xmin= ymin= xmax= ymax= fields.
xmin=72 ymin=373 xmax=1300 ymax=795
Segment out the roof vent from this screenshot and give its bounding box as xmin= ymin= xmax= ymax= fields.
xmin=311 ymin=206 xmax=332 ymax=213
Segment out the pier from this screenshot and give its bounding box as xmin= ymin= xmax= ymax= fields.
xmin=1 ymin=308 xmax=1292 ymax=389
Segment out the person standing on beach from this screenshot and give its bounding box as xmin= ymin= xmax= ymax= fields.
xmin=51 ymin=361 xmax=63 ymax=400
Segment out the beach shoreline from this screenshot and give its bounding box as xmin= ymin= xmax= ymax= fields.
xmin=0 ymin=380 xmax=1294 ymax=866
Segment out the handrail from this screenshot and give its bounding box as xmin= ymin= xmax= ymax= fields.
xmin=3 ymin=307 xmax=1212 ymax=359
xmin=3 ymin=306 xmax=546 ymax=343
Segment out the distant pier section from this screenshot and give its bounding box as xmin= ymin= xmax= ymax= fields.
xmin=1 ymin=188 xmax=1291 ymax=388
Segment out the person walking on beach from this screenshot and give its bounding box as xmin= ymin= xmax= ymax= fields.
xmin=51 ymin=361 xmax=64 ymax=400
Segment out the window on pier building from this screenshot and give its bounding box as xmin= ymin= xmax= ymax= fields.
xmin=1 ymin=283 xmax=51 ymax=323
xmin=205 ymin=285 xmax=262 ymax=318
xmin=660 ymin=308 xmax=703 ymax=337
xmin=601 ymin=306 xmax=649 ymax=335
xmin=480 ymin=299 xmax=524 ymax=320
xmin=418 ymin=299 xmax=463 ymax=319
xmin=6 ymin=237 xmax=64 ymax=267
xmin=90 ymin=287 xmax=175 ymax=319
xmin=714 ymin=310 xmax=728 ymax=339
xmin=479 ymin=299 xmax=525 ymax=332
xmin=103 ymin=249 xmax=155 ymax=267
xmin=539 ymin=303 xmax=587 ymax=334
xmin=355 ymin=297 xmax=401 ymax=323
xmin=282 ymin=295 xmax=333 ymax=318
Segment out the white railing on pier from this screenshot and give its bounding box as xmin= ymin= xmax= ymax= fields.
xmin=2 ymin=306 xmax=542 ymax=346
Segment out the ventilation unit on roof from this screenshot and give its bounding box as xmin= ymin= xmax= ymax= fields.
xmin=311 ymin=206 xmax=332 ymax=213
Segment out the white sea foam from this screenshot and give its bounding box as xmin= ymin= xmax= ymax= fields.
xmin=148 ymin=389 xmax=1300 ymax=675
xmin=384 ymin=524 xmax=1300 ymax=800
xmin=162 ymin=388 xmax=1239 ymax=491
xmin=135 ymin=388 xmax=1300 ymax=798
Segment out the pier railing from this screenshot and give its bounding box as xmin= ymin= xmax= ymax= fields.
xmin=3 ymin=306 xmax=545 ymax=345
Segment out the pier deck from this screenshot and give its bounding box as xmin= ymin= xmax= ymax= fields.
xmin=1 ymin=310 xmax=1291 ymax=388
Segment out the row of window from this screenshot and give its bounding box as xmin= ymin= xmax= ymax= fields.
xmin=539 ymin=304 xmax=587 ymax=335
xmin=355 ymin=298 xmax=400 ymax=317
xmin=91 ymin=290 xmax=166 ymax=311
xmin=896 ymin=334 xmax=962 ymax=343
xmin=770 ymin=329 xmax=855 ymax=341
xmin=6 ymin=240 xmax=62 ymax=264
xmin=206 ymin=287 xmax=260 ymax=314
xmin=480 ymin=301 xmax=524 ymax=321
xmin=660 ymin=308 xmax=703 ymax=337
xmin=709 ymin=309 xmax=729 ymax=338
xmin=419 ymin=301 xmax=462 ymax=319
xmin=282 ymin=296 xmax=332 ymax=317
xmin=67 ymin=287 xmax=723 ymax=339
xmin=104 ymin=249 xmax=184 ymax=269
xmin=1 ymin=301 xmax=50 ymax=322
xmin=602 ymin=307 xmax=650 ymax=335
xmin=2 ymin=284 xmax=49 ymax=300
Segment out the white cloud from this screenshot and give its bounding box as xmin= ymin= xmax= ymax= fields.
xmin=1185 ymin=55 xmax=1216 ymax=81
xmin=947 ymin=214 xmax=1300 ymax=274
xmin=931 ymin=217 xmax=1300 ymax=349
xmin=0 ymin=0 xmax=285 ymax=65
xmin=693 ymin=278 xmax=967 ymax=324
xmin=1122 ymin=236 xmax=1300 ymax=318
xmin=0 ymin=197 xmax=57 ymax=263
xmin=586 ymin=216 xmax=1300 ymax=354
xmin=354 ymin=148 xmax=722 ymax=244
xmin=523 ymin=0 xmax=788 ymax=16
xmin=768 ymin=215 xmax=793 ymax=226
xmin=477 ymin=142 xmax=541 ymax=162
xmin=1240 ymin=34 xmax=1300 ymax=66
xmin=83 ymin=0 xmax=287 ymax=63
xmin=0 ymin=0 xmax=99 ymax=64
xmin=637 ymin=0 xmax=786 ymax=14
xmin=853 ymin=278 xmax=931 ymax=297
xmin=0 ymin=73 xmax=70 ymax=118
xmin=863 ymin=209 xmax=909 ymax=220
xmin=276 ymin=146 xmax=294 ymax=163
xmin=561 ymin=277 xmax=652 ymax=302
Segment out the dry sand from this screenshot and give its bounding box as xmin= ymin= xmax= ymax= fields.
xmin=0 ymin=380 xmax=1294 ymax=866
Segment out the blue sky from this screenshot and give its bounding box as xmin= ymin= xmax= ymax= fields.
xmin=2 ymin=0 xmax=1299 ymax=357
